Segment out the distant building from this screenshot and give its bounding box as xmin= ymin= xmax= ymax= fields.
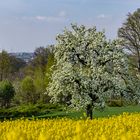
xmin=9 ymin=52 xmax=34 ymax=63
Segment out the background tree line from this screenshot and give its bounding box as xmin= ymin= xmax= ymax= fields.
xmin=0 ymin=45 xmax=55 ymax=108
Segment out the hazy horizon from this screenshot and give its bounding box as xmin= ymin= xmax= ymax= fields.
xmin=0 ymin=0 xmax=140 ymax=52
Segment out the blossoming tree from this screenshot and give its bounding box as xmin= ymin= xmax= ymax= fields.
xmin=48 ymin=24 xmax=131 ymax=119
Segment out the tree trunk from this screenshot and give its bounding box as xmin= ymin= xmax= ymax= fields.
xmin=138 ymin=59 xmax=140 ymax=72
xmin=0 ymin=73 xmax=2 ymax=81
xmin=86 ymin=104 xmax=93 ymax=119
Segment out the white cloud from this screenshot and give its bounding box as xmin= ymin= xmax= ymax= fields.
xmin=58 ymin=11 xmax=67 ymax=17
xmin=46 ymin=16 xmax=65 ymax=22
xmin=97 ymin=14 xmax=111 ymax=19
xmin=21 ymin=15 xmax=66 ymax=23
xmin=21 ymin=10 xmax=67 ymax=23
xmin=35 ymin=15 xmax=67 ymax=22
xmin=35 ymin=16 xmax=47 ymax=21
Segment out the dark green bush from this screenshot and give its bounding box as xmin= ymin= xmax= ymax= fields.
xmin=107 ymin=99 xmax=123 ymax=107
xmin=0 ymin=103 xmax=63 ymax=119
xmin=0 ymin=80 xmax=15 ymax=108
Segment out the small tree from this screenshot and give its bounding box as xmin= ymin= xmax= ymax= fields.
xmin=45 ymin=45 xmax=56 ymax=88
xmin=20 ymin=76 xmax=37 ymax=104
xmin=118 ymin=8 xmax=140 ymax=72
xmin=0 ymin=81 xmax=15 ymax=108
xmin=48 ymin=24 xmax=131 ymax=119
xmin=0 ymin=51 xmax=11 ymax=81
xmin=31 ymin=47 xmax=49 ymax=73
xmin=9 ymin=55 xmax=26 ymax=80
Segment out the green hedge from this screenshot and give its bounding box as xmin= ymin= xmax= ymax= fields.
xmin=0 ymin=103 xmax=63 ymax=119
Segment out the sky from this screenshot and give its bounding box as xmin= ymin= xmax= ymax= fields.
xmin=0 ymin=0 xmax=140 ymax=52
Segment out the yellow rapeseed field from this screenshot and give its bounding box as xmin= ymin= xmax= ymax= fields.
xmin=0 ymin=113 xmax=140 ymax=140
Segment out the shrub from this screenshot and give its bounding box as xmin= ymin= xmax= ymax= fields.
xmin=107 ymin=99 xmax=123 ymax=107
xmin=0 ymin=80 xmax=15 ymax=108
xmin=20 ymin=76 xmax=38 ymax=104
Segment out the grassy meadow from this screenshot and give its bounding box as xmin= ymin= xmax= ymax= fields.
xmin=0 ymin=104 xmax=140 ymax=120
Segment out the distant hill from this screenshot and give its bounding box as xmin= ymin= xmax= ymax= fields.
xmin=9 ymin=52 xmax=34 ymax=63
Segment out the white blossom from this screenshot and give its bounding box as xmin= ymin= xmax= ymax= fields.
xmin=48 ymin=24 xmax=132 ymax=110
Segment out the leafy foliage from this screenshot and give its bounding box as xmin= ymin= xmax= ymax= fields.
xmin=31 ymin=47 xmax=49 ymax=73
xmin=48 ymin=24 xmax=132 ymax=114
xmin=20 ymin=76 xmax=38 ymax=104
xmin=0 ymin=51 xmax=11 ymax=81
xmin=45 ymin=45 xmax=56 ymax=88
xmin=0 ymin=80 xmax=15 ymax=108
xmin=118 ymin=8 xmax=140 ymax=72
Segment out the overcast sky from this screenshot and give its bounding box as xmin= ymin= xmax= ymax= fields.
xmin=0 ymin=0 xmax=140 ymax=52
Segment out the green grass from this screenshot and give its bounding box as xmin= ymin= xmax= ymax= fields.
xmin=36 ymin=105 xmax=140 ymax=119
xmin=93 ymin=105 xmax=140 ymax=118
xmin=0 ymin=104 xmax=140 ymax=120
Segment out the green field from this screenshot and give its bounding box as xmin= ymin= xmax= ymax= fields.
xmin=1 ymin=104 xmax=140 ymax=120
xmin=37 ymin=105 xmax=140 ymax=119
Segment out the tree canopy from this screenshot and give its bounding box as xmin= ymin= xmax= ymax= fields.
xmin=118 ymin=8 xmax=140 ymax=72
xmin=0 ymin=80 xmax=15 ymax=108
xmin=0 ymin=51 xmax=11 ymax=81
xmin=48 ymin=24 xmax=131 ymax=119
xmin=20 ymin=76 xmax=37 ymax=104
